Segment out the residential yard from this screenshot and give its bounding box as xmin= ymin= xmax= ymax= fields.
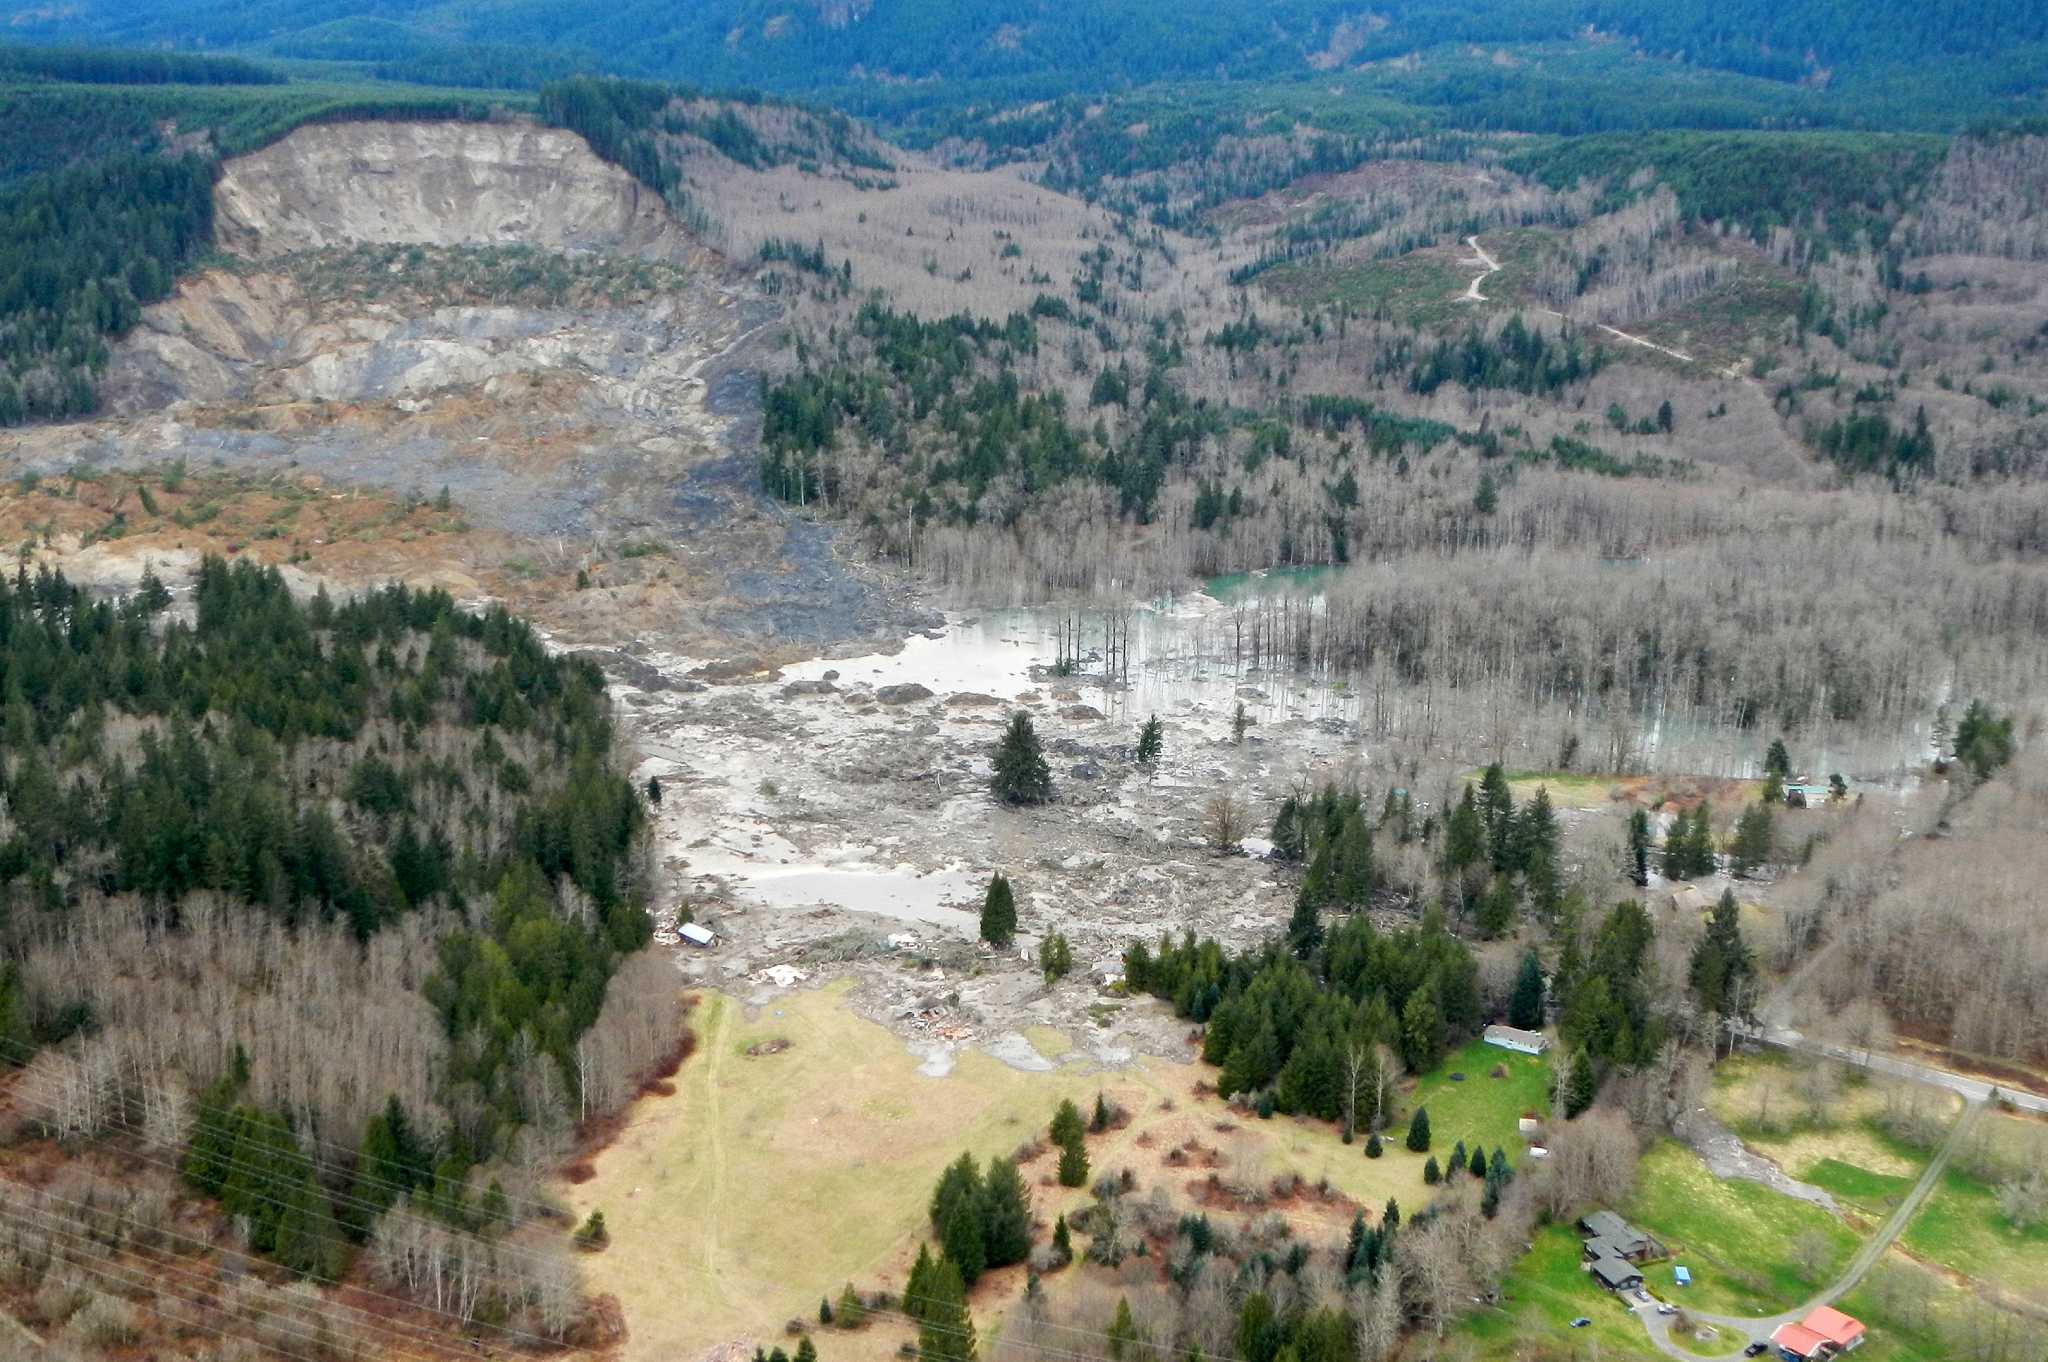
xmin=1461 ymin=1224 xmax=1661 ymax=1362
xmin=1625 ymin=1140 xmax=1858 ymax=1321
xmin=1409 ymin=1036 xmax=1553 ymax=1161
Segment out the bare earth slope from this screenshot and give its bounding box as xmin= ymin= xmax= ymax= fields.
xmin=213 ymin=121 xmax=693 ymax=260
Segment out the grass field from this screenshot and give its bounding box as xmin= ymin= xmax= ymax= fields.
xmin=561 ymin=987 xmax=1547 ymax=1362
xmin=1707 ymin=1053 xmax=1954 ymax=1219
xmin=1625 ymin=1141 xmax=1858 ymax=1321
xmin=1900 ymin=1161 xmax=2048 ymax=1299
xmin=562 ymin=983 xmax=1200 ymax=1362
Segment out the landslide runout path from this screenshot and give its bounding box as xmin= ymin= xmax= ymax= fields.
xmin=1634 ymin=1100 xmax=1983 ymax=1360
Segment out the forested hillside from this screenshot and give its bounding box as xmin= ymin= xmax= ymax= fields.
xmin=20 ymin=0 xmax=2048 ymax=118
xmin=0 ymin=558 xmax=677 ymax=1328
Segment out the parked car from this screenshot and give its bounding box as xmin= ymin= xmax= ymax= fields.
xmin=1569 ymin=1318 xmax=1592 ymax=1329
xmin=1743 ymin=1343 xmax=1770 ymax=1357
xmin=1657 ymin=1303 xmax=1678 ymax=1316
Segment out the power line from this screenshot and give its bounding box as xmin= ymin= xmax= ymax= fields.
xmin=0 ymin=1097 xmax=597 ymax=1359
xmin=0 ymin=1189 xmax=553 ymax=1362
xmin=0 ymin=1201 xmax=390 ymax=1362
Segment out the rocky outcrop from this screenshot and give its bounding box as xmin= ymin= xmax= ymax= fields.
xmin=213 ymin=122 xmax=692 ymax=260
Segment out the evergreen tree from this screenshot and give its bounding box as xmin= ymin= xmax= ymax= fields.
xmin=1690 ymin=889 xmax=1754 ymax=1016
xmin=1405 ymin=1105 xmax=1431 ymax=1153
xmin=904 ymin=1245 xmax=936 ymax=1320
xmin=1107 ymin=1298 xmax=1140 ymax=1362
xmin=646 ymin=775 xmax=662 ymax=805
xmin=1627 ymin=809 xmax=1651 ymax=887
xmin=941 ymin=1195 xmax=988 ymax=1285
xmin=837 ymin=1283 xmax=865 ymax=1327
xmin=1509 ymin=951 xmax=1546 ymax=1030
xmin=1051 ymin=1213 xmax=1072 ymax=1264
xmin=979 ymin=872 xmax=1017 ymax=947
xmin=1764 ymin=739 xmax=1792 ymax=779
xmin=821 ymin=1299 xmax=834 ymax=1325
xmin=1050 ymin=1099 xmax=1085 ymax=1151
xmin=797 ymin=1337 xmax=818 ymax=1362
xmin=1136 ymin=715 xmax=1163 ymax=764
xmin=1444 ymin=785 xmax=1485 ymax=874
xmin=1475 ymin=875 xmax=1517 ymax=938
xmin=991 ymin=712 xmax=1053 ymax=805
xmin=1450 ymin=1139 xmax=1468 ymax=1177
xmin=1955 ymin=700 xmax=2015 ymax=779
xmin=1364 ymin=1131 xmax=1382 ymax=1158
xmin=1334 ymin=810 xmax=1375 ymax=907
xmin=1287 ymin=894 xmax=1323 ymax=959
xmin=1091 ymin=1093 xmax=1111 ymax=1132
xmin=1490 ymin=1148 xmax=1511 ymax=1183
xmin=1731 ymin=803 xmax=1774 ymax=878
xmin=1383 ymin=1198 xmax=1400 ymax=1232
xmin=1423 ymin=1156 xmax=1440 ymax=1185
xmin=1563 ymin=1051 xmax=1599 ymax=1118
xmin=1474 ymin=470 xmax=1498 ymax=515
xmin=1039 ymin=932 xmax=1074 ymax=983
xmin=1686 ymin=802 xmax=1717 ymax=878
xmin=1057 ymin=1138 xmax=1090 ymax=1188
xmin=981 ymin=1157 xmax=1032 ymax=1268
xmin=916 ymin=1258 xmax=975 ymax=1362
xmin=930 ymin=1151 xmax=984 ymax=1234
xmin=1662 ymin=807 xmax=1694 ymax=880
xmin=1469 ymin=1144 xmax=1489 ymax=1179
xmin=1400 ymin=984 xmax=1445 ymax=1072
xmin=1762 ymin=770 xmax=1784 ymax=805
xmin=1479 ymin=764 xmax=1515 ymax=870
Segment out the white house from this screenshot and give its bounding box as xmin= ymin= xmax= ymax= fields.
xmin=679 ymin=921 xmax=717 ymax=948
xmin=1484 ymin=1024 xmax=1550 ymax=1056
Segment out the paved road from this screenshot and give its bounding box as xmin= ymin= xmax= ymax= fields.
xmin=1631 ymin=1100 xmax=1982 ymax=1359
xmin=1751 ymin=1025 xmax=2048 ymax=1115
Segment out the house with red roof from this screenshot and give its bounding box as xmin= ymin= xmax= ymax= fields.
xmin=1770 ymin=1322 xmax=1832 ymax=1360
xmin=1770 ymin=1306 xmax=1867 ymax=1360
xmin=1803 ymin=1306 xmax=1866 ymax=1352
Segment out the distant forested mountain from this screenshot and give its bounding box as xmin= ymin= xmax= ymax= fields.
xmin=16 ymin=0 xmax=2048 ymax=122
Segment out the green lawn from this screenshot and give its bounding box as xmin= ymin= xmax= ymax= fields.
xmin=1625 ymin=1141 xmax=1858 ymax=1321
xmin=1462 ymin=1224 xmax=1661 ymax=1362
xmin=1408 ymin=1036 xmax=1552 ymax=1165
xmin=1800 ymin=1156 xmax=1918 ymax=1218
xmin=1900 ymin=1165 xmax=2048 ymax=1298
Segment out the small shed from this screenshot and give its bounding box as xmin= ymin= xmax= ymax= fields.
xmin=1674 ymin=1265 xmax=1691 ymax=1287
xmin=1667 ymin=884 xmax=1710 ymax=914
xmin=1589 ymin=1256 xmax=1643 ymax=1292
xmin=1484 ymin=1024 xmax=1551 ymax=1056
xmin=679 ymin=921 xmax=717 ymax=948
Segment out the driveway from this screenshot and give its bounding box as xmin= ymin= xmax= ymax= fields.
xmin=1632 ymin=1100 xmax=1982 ymax=1359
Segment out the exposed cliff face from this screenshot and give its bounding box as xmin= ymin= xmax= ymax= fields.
xmin=106 ymin=120 xmax=727 ymax=413
xmin=212 ymin=121 xmax=693 ymax=260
